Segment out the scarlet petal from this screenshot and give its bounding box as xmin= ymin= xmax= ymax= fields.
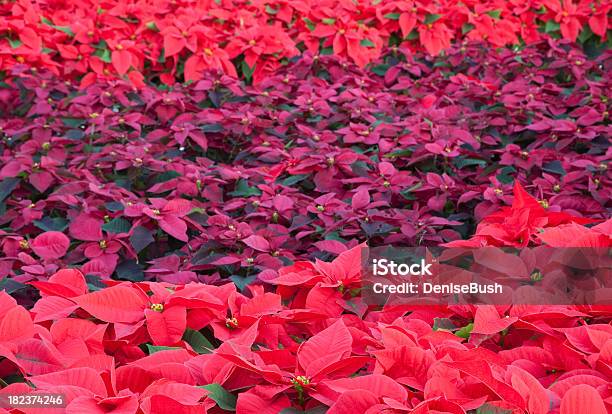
xmin=560 ymin=384 xmax=607 ymax=414
xmin=163 ymin=33 xmax=186 ymax=57
xmin=472 ymin=305 xmax=518 ymax=335
xmin=0 ymin=306 xmax=34 ymax=343
xmin=145 ymin=306 xmax=187 ymax=346
xmin=112 ymin=50 xmax=132 ymax=75
xmin=399 ymin=13 xmax=417 ymax=37
xmin=159 ymin=216 xmax=188 ymax=242
xmin=298 ymin=319 xmax=352 ymax=374
xmin=242 ymin=235 xmax=271 ymax=252
xmin=74 ymin=285 xmax=148 ymax=323
xmin=69 ymin=214 xmax=103 ymax=241
xmin=31 ymin=231 xmax=70 ymax=260
xmin=327 ymin=390 xmax=379 ymax=414
xmin=162 ymin=199 xmax=192 ymax=217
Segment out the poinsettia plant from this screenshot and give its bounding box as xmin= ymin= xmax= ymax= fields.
xmin=0 ymin=2 xmax=610 ymax=411
xmin=0 ymin=0 xmax=610 ymax=85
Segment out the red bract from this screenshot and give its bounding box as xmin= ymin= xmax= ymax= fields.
xmin=0 ymin=0 xmax=608 ymax=84
xmin=445 ymin=181 xmax=607 ymax=248
xmin=30 ymin=231 xmax=70 ymax=260
xmin=0 ymin=9 xmax=611 ymax=411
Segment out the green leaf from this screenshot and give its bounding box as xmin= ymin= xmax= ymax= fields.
xmin=542 ymin=160 xmax=566 ymax=176
xmin=321 ymin=18 xmax=336 ymax=25
xmin=61 ymin=117 xmax=85 ymax=128
xmin=34 ymin=217 xmax=69 ymax=232
xmin=455 ymin=323 xmax=473 ymax=339
xmin=406 ymin=29 xmax=419 ymax=40
xmin=93 ymin=48 xmax=112 ymax=63
xmin=105 ymin=201 xmax=125 ymax=212
xmin=230 ymin=275 xmax=257 ymax=292
xmin=371 ymin=64 xmax=389 ymax=76
xmin=496 ymin=166 xmax=516 ymax=185
xmin=200 ymin=384 xmax=237 ymax=411
xmin=280 ymin=174 xmax=308 ymax=186
xmin=65 ymin=129 xmax=84 ymax=140
xmin=229 ymin=179 xmax=261 ymax=197
xmin=383 ymin=12 xmax=401 ymax=20
xmin=453 ymin=157 xmax=486 ymax=169
xmin=577 ymin=25 xmax=593 ymax=43
xmin=462 ymin=23 xmax=475 ymax=34
xmin=182 ymin=328 xmax=214 ymax=354
xmin=240 ymin=60 xmax=255 ymax=82
xmin=152 ymin=170 xmax=181 ymax=184
xmin=8 ymin=39 xmax=23 ymax=49
xmin=424 ymin=14 xmax=442 ymax=25
xmin=145 ymin=21 xmax=159 ymax=31
xmin=0 ymin=178 xmax=20 ymax=202
xmin=146 ymin=344 xmax=181 ymax=354
xmin=85 ymin=274 xmax=106 ymax=291
xmin=102 ymin=217 xmax=131 ymax=234
xmin=384 ymin=148 xmax=414 ymax=158
xmin=53 ymin=24 xmax=74 ymax=36
xmin=485 ymin=9 xmax=501 ymax=19
xmin=399 ymin=181 xmax=423 ymax=201
xmin=360 ymin=39 xmax=376 ymax=47
xmin=265 ymin=4 xmax=278 ymax=14
xmin=433 ymin=318 xmax=457 ymax=331
xmin=544 ymin=20 xmax=560 ymax=33
xmin=303 ymin=17 xmax=316 ymax=31
xmin=115 ymin=260 xmax=144 ymax=282
xmin=0 ymin=278 xmax=26 ymax=294
xmin=201 ymin=124 xmax=223 ymax=133
xmin=129 ymin=226 xmax=154 ymax=253
xmin=475 ymin=404 xmax=514 ymax=414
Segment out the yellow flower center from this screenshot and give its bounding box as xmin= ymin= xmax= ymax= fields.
xmin=225 ymin=317 xmax=239 ymax=329
xmin=150 ymin=303 xmax=164 ymax=312
xmin=19 ymin=240 xmax=29 ymax=249
xmin=99 ymin=240 xmax=107 ymax=249
xmin=292 ymin=375 xmax=311 ymax=387
xmin=530 ymin=271 xmax=543 ymax=282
